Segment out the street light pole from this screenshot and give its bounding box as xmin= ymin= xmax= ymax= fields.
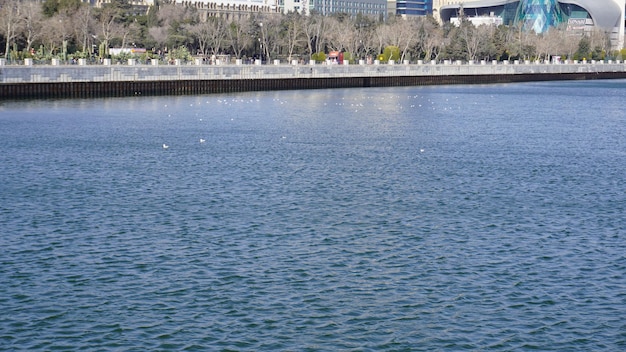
xmin=258 ymin=22 xmax=264 ymax=64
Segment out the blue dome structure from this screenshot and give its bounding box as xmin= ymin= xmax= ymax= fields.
xmin=517 ymin=0 xmax=564 ymax=33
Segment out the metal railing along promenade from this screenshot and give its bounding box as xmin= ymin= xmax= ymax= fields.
xmin=2 ymin=58 xmax=626 ymax=99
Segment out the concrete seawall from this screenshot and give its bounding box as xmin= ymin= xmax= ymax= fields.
xmin=2 ymin=61 xmax=626 ymax=99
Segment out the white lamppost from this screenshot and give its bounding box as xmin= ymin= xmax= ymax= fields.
xmin=258 ymin=22 xmax=264 ymax=64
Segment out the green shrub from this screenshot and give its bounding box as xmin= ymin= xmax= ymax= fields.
xmin=22 ymin=50 xmax=34 ymax=59
xmin=381 ymin=46 xmax=400 ymax=62
xmin=113 ymin=51 xmax=133 ymax=63
xmin=140 ymin=52 xmax=159 ymax=63
xmin=342 ymin=52 xmax=353 ymax=63
xmin=311 ymin=52 xmax=326 ymax=62
xmin=72 ymin=51 xmax=91 ymax=59
xmin=168 ymin=46 xmax=193 ymax=62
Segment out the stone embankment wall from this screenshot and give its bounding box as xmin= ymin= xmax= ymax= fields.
xmin=2 ymin=60 xmax=626 ymax=99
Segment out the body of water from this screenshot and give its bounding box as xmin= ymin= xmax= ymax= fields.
xmin=1 ymin=80 xmax=625 ymax=350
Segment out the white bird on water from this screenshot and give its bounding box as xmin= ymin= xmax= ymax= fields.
xmin=200 ymin=138 xmax=206 ymax=143
xmin=162 ymin=143 xmax=169 ymax=149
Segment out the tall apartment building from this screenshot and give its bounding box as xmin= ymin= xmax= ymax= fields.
xmin=279 ymin=0 xmax=388 ymax=19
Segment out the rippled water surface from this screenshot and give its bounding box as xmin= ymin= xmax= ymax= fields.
xmin=1 ymin=80 xmax=625 ymax=351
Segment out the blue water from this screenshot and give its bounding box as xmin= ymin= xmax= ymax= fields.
xmin=1 ymin=81 xmax=625 ymax=351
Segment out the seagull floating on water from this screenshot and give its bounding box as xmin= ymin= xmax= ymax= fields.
xmin=162 ymin=143 xmax=169 ymax=149
xmin=200 ymin=138 xmax=206 ymax=143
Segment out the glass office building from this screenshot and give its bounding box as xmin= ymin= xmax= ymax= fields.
xmin=396 ymin=0 xmax=433 ymax=16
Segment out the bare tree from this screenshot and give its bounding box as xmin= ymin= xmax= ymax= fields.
xmin=326 ymin=16 xmax=356 ymax=53
xmin=0 ymin=0 xmax=23 ymax=60
xmin=40 ymin=16 xmax=67 ymax=57
xmin=280 ymin=12 xmax=305 ymax=62
xmin=417 ymin=17 xmax=444 ymax=61
xmin=95 ymin=3 xmax=121 ymax=56
xmin=302 ymin=14 xmax=325 ymax=57
xmin=207 ymin=17 xmax=227 ymax=57
xmin=55 ymin=11 xmax=74 ymax=59
xmin=326 ymin=16 xmax=365 ymax=59
xmin=227 ymin=17 xmax=251 ymax=59
xmin=257 ymin=15 xmax=281 ymax=62
xmin=458 ymin=21 xmax=492 ymax=61
xmin=475 ymin=24 xmax=496 ymax=61
xmin=371 ymin=20 xmax=388 ymax=58
xmin=358 ymin=23 xmax=378 ymax=59
xmin=21 ymin=1 xmax=44 ymax=53
xmin=562 ymin=32 xmax=580 ymax=60
xmin=73 ymin=4 xmax=94 ymax=53
xmin=535 ymin=28 xmax=568 ymax=61
xmin=150 ymin=2 xmax=195 ymax=51
xmin=519 ymin=26 xmax=539 ymax=60
xmin=385 ymin=18 xmax=418 ymax=62
xmin=188 ymin=16 xmax=227 ymax=58
xmin=588 ymin=27 xmax=610 ymax=57
xmin=187 ymin=20 xmax=210 ymax=58
xmin=119 ymin=21 xmax=141 ymax=50
xmin=494 ymin=23 xmax=518 ymax=60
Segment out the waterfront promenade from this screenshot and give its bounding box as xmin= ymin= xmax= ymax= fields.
xmin=2 ymin=59 xmax=626 ymax=99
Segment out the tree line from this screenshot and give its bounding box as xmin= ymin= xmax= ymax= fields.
xmin=0 ymin=0 xmax=622 ymax=64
